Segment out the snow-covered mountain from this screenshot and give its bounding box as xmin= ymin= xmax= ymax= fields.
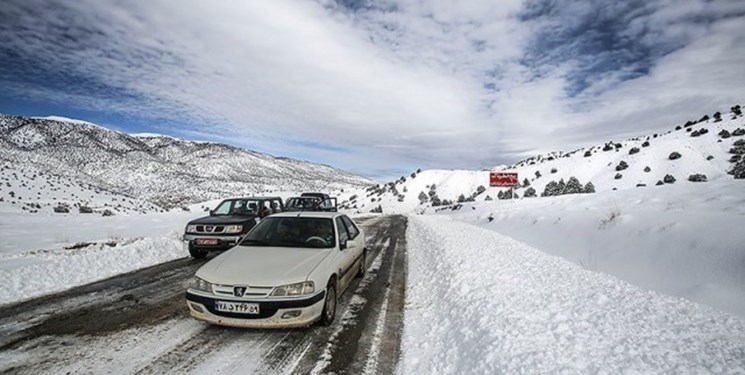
xmin=341 ymin=106 xmax=745 ymax=213
xmin=0 ymin=114 xmax=372 ymax=214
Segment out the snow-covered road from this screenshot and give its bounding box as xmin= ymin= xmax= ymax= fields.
xmin=399 ymin=215 xmax=745 ymax=374
xmin=0 ymin=216 xmax=407 ymax=375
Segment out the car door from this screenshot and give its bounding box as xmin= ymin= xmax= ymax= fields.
xmin=335 ymin=216 xmax=357 ymax=288
xmin=342 ymin=215 xmax=364 ymax=268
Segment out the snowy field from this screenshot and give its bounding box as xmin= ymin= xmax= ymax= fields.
xmin=399 ymin=215 xmax=745 ymax=374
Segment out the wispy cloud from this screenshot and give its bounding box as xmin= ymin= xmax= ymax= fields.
xmin=1 ymin=0 xmax=743 ymax=178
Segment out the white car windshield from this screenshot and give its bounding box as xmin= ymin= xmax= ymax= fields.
xmin=240 ymin=217 xmax=336 ymax=248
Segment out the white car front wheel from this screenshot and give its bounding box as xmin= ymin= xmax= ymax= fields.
xmin=319 ymin=280 xmax=337 ymax=326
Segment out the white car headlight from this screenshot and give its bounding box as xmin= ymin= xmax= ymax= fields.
xmin=186 ymin=224 xmax=197 ymax=233
xmin=225 ymin=225 xmax=243 ymax=234
xmin=190 ymin=277 xmax=213 ymax=293
xmin=270 ymin=281 xmax=314 ymax=297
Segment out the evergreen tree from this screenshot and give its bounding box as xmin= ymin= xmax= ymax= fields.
xmin=583 ymin=182 xmax=595 ymax=193
xmin=564 ymin=177 xmax=583 ymax=194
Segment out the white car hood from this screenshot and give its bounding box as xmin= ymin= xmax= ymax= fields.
xmin=196 ymin=246 xmax=332 ymax=287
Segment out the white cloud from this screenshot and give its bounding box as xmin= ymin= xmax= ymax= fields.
xmin=1 ymin=0 xmax=744 ymax=177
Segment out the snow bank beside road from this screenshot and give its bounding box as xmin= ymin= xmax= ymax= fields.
xmin=0 ymin=232 xmax=187 ymax=305
xmin=436 ymin=179 xmax=745 ymax=317
xmin=400 ymin=215 xmax=745 ymax=374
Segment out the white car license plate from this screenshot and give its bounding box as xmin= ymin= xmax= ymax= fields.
xmin=214 ymin=301 xmax=259 ymax=314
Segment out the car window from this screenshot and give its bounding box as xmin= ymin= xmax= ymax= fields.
xmin=336 ymin=217 xmax=349 ymax=244
xmin=240 ymin=217 xmax=335 ymax=248
xmin=271 ymin=199 xmax=282 ymax=213
xmin=341 ymin=216 xmax=359 ymax=239
xmin=213 ymin=200 xmax=233 ymax=215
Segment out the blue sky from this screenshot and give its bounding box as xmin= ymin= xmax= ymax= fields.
xmin=1 ymin=0 xmax=744 ymax=179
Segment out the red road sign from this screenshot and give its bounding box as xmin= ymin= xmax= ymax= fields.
xmin=490 ymin=172 xmax=518 ymax=187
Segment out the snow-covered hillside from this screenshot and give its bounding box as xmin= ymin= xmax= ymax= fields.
xmin=340 ymin=106 xmax=744 ymax=213
xmin=0 ymin=114 xmax=372 ymax=214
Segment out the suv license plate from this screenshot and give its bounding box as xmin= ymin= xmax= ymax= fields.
xmin=196 ymin=239 xmax=219 ymax=246
xmin=214 ymin=301 xmax=259 ymax=314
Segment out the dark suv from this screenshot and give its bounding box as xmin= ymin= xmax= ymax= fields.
xmin=183 ymin=197 xmax=283 ymax=258
xmin=285 ymin=192 xmax=338 ymax=212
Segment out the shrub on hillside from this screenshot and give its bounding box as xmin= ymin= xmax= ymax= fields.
xmin=729 ymin=161 xmax=745 ymax=179
xmin=523 ymin=178 xmax=530 ymax=186
xmin=628 ymin=147 xmax=640 ymax=155
xmin=583 ymin=182 xmax=595 ymax=193
xmin=551 ymin=168 xmax=558 ymax=174
xmin=615 ymin=161 xmax=628 ymax=171
xmin=663 ymin=174 xmax=676 ymax=184
xmin=719 ymin=129 xmax=731 ymax=139
xmin=732 ymin=105 xmax=742 ymax=116
xmin=641 ymin=141 xmax=650 ymax=147
xmin=565 ymin=177 xmax=583 ymax=194
xmin=584 ymin=150 xmax=592 ymax=157
xmin=523 ymin=187 xmax=537 ymax=198
xmin=542 ymin=181 xmax=561 ymax=197
xmin=644 ymin=166 xmax=651 ymax=173
xmin=418 ymin=191 xmax=428 ymax=204
xmin=656 ymin=180 xmax=664 ymax=186
xmin=53 ymin=205 xmax=69 ymax=213
xmin=733 ymin=128 xmax=745 ymax=136
xmin=614 ymin=173 xmax=623 ymax=180
xmin=102 ymin=209 xmax=115 ymax=216
xmin=79 ymin=206 xmax=93 ymax=214
xmin=669 ymin=152 xmax=682 ymax=160
xmin=688 ymin=174 xmax=707 ymax=182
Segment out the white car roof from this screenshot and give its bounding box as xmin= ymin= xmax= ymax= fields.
xmin=271 ymin=211 xmax=341 ymax=219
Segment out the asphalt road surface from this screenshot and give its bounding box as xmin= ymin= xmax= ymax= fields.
xmin=0 ymin=215 xmax=408 ymax=375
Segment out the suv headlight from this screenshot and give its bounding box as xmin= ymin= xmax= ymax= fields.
xmin=186 ymin=224 xmax=197 ymax=233
xmin=225 ymin=225 xmax=243 ymax=234
xmin=190 ymin=277 xmax=213 ymax=293
xmin=270 ymin=281 xmax=314 ymax=297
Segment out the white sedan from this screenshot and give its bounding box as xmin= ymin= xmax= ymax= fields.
xmin=185 ymin=211 xmax=367 ymax=328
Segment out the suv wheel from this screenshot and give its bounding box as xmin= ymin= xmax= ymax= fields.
xmin=319 ymin=279 xmax=337 ymax=326
xmin=188 ymin=243 xmax=208 ymax=259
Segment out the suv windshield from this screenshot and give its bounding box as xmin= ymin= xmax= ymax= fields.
xmin=212 ymin=199 xmax=261 ymax=216
xmin=286 ymin=197 xmax=321 ymax=210
xmin=240 ymin=217 xmax=335 ymax=248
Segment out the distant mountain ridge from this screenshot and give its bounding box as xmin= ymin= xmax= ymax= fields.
xmin=0 ymin=114 xmax=372 ymax=210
